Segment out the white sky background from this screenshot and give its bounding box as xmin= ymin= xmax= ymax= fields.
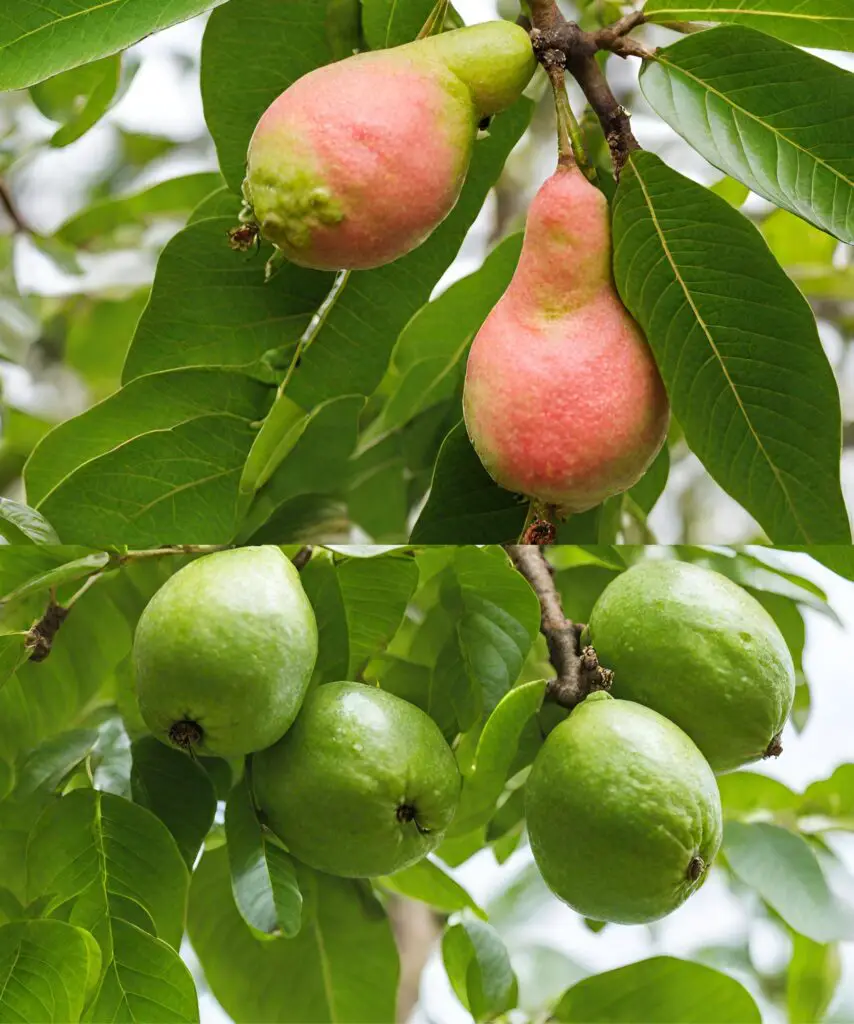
xmin=4 ymin=2 xmax=853 ymax=544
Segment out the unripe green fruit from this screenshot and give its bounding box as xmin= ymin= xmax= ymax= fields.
xmin=253 ymin=682 xmax=461 ymax=877
xmin=134 ymin=547 xmax=318 ymax=758
xmin=525 ymin=693 xmax=722 ymax=924
xmin=244 ymin=22 xmax=535 ymax=271
xmin=587 ymin=560 xmax=795 ymax=772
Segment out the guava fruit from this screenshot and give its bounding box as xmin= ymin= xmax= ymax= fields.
xmin=463 ymin=162 xmax=669 ymax=511
xmin=586 ymin=560 xmax=796 ymax=773
xmin=243 ymin=21 xmax=535 ymax=270
xmin=252 ymin=682 xmax=461 ymax=877
xmin=134 ymin=546 xmax=318 ymax=758
xmin=525 ymin=693 xmax=722 ymax=923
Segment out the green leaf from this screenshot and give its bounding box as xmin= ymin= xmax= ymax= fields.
xmin=0 ymin=551 xmax=109 ymax=605
xmin=299 ymin=554 xmax=350 ymax=684
xmin=284 ymin=102 xmax=534 ymax=410
xmin=436 ymin=547 xmax=540 ymax=731
xmin=25 ymin=369 xmax=273 ymax=545
xmin=799 ymin=763 xmax=854 ymax=830
xmin=56 ymin=173 xmax=223 ymax=250
xmin=443 ymin=917 xmax=518 ymax=1023
xmin=31 ymin=55 xmax=122 ymax=148
xmin=723 ymin=821 xmax=854 ymax=941
xmin=225 ymin=774 xmax=302 ymax=939
xmin=753 ymin=592 xmax=809 ymax=731
xmin=0 ymin=0 xmax=226 ymax=90
xmin=717 ymin=770 xmax=798 ymax=820
xmin=188 ymin=847 xmax=399 ymax=1023
xmin=337 ymin=553 xmax=419 ymax=675
xmin=0 ymin=497 xmax=60 ymax=544
xmin=13 ymin=728 xmax=99 ymax=799
xmin=612 ymin=151 xmax=848 ymax=543
xmin=411 ymin=421 xmax=528 ymax=543
xmin=450 ymin=679 xmax=546 ymax=837
xmin=379 ymin=858 xmax=485 ymax=917
xmin=800 ymin=547 xmax=854 ymax=582
xmin=626 ymin=443 xmax=670 ymax=519
xmin=643 ymin=1 xmax=854 ymax=51
xmin=361 ymin=0 xmax=436 ymax=48
xmin=0 ymin=919 xmax=101 ymax=1023
xmin=131 ymin=736 xmax=217 ymax=868
xmin=640 ymin=27 xmax=854 ymax=244
xmin=240 ymin=394 xmax=312 ymax=495
xmin=553 ymin=956 xmax=761 ymax=1023
xmin=122 ymin=206 xmax=333 ymax=382
xmin=788 ymin=932 xmax=841 ymax=1024
xmin=85 ymin=917 xmax=199 ymax=1023
xmin=359 ymin=234 xmax=522 ymax=451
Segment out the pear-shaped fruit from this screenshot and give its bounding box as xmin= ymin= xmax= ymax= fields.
xmin=253 ymin=682 xmax=461 ymax=877
xmin=243 ymin=22 xmax=535 ymax=270
xmin=526 ymin=693 xmax=722 ymax=923
xmin=587 ymin=559 xmax=796 ymax=773
xmin=464 ymin=163 xmax=669 ymax=511
xmin=134 ymin=547 xmax=318 ymax=758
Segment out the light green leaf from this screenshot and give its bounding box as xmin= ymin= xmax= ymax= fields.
xmin=299 ymin=553 xmax=350 ymax=684
xmin=724 ymin=821 xmax=854 ymax=941
xmin=13 ymin=728 xmax=99 ymax=799
xmin=788 ymin=932 xmax=841 ymax=1024
xmin=0 ymin=919 xmax=101 ymax=1023
xmin=612 ymin=151 xmax=848 ymax=543
xmin=379 ymin=857 xmax=485 ymax=917
xmin=643 ymin=1 xmax=854 ymax=50
xmin=360 ymin=233 xmax=522 ymax=451
xmin=131 ymin=736 xmax=217 ymax=868
xmin=240 ymin=394 xmax=310 ymax=495
xmin=640 ymin=27 xmax=854 ymax=243
xmin=411 ymin=421 xmax=528 ymax=544
xmin=225 ymin=775 xmax=302 ymax=939
xmin=0 ymin=551 xmax=109 ymax=605
xmin=188 ymin=847 xmax=399 ymax=1023
xmin=56 ymin=173 xmax=223 ymax=250
xmin=443 ymin=917 xmax=518 ymax=1023
xmin=799 ymin=763 xmax=854 ymax=830
xmin=450 ymin=679 xmax=546 ymax=837
xmin=753 ymin=592 xmax=809 ymax=731
xmin=436 ymin=547 xmax=540 ymax=731
xmin=25 ymin=369 xmax=272 ymax=545
xmin=0 ymin=0 xmax=226 ymax=90
xmin=0 ymin=497 xmax=60 ymax=545
xmin=361 ymin=0 xmax=436 ymax=48
xmin=30 ymin=54 xmax=123 ymax=148
xmin=553 ymin=956 xmax=761 ymax=1023
xmin=28 ymin=789 xmax=189 ymax=952
xmin=717 ymin=770 xmax=798 ymax=820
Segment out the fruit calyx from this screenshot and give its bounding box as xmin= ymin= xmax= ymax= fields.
xmin=687 ymin=855 xmax=705 ymax=882
xmin=764 ymin=732 xmax=784 ymax=759
xmin=169 ymin=719 xmax=204 ymax=751
xmin=396 ymin=802 xmax=432 ymax=834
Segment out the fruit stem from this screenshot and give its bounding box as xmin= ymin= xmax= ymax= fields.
xmin=550 ymin=66 xmax=594 ymax=178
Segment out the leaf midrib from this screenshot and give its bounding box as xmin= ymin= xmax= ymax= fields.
xmin=646 ymin=5 xmax=851 ymax=25
xmin=627 ymin=153 xmax=810 ymax=541
xmin=0 ymin=0 xmax=124 ymax=52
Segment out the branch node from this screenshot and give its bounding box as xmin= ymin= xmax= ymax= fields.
xmin=25 ymin=602 xmax=70 ymax=663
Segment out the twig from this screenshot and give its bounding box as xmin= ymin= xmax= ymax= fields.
xmin=528 ymin=2 xmax=648 ymax=177
xmin=506 ymin=545 xmax=612 ymax=708
xmin=292 ymin=546 xmax=313 ymax=570
xmin=116 ymin=544 xmax=230 ymax=564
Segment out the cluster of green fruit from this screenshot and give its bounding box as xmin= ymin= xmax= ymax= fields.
xmin=133 ymin=548 xmax=795 ymax=926
xmin=237 ymin=18 xmax=668 ymax=514
xmin=133 ymin=546 xmax=462 ymax=878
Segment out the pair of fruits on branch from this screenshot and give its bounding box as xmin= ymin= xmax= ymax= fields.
xmin=133 ymin=547 xmax=795 ymax=926
xmin=236 ymin=12 xmax=668 ymax=519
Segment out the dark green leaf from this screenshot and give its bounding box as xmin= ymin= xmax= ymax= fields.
xmin=188 ymin=846 xmax=399 ymax=1023
xmin=379 ymin=857 xmax=485 ymax=917
xmin=225 ymin=774 xmax=302 ymax=939
xmin=443 ymin=917 xmax=518 ymax=1022
xmin=612 ymin=151 xmax=848 ymax=543
xmin=553 ymin=956 xmax=761 ymax=1023
xmin=361 ymin=0 xmax=436 ymax=48
xmin=299 ymin=553 xmax=350 ymax=683
xmin=411 ymin=421 xmax=528 ymax=543
xmin=0 ymin=551 xmax=109 ymax=605
xmin=724 ymin=821 xmax=854 ymax=941
xmin=0 ymin=0 xmax=225 ymax=90
xmin=131 ymin=736 xmax=217 ymax=868
xmin=640 ymin=28 xmax=854 ymax=243
xmin=13 ymin=728 xmax=99 ymax=799
xmin=31 ymin=55 xmax=122 ymax=147
xmin=643 ymin=0 xmax=854 ymax=51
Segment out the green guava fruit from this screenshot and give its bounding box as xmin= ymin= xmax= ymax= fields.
xmin=134 ymin=546 xmax=318 ymax=758
xmin=252 ymin=682 xmax=461 ymax=877
xmin=586 ymin=560 xmax=795 ymax=773
xmin=525 ymin=693 xmax=722 ymax=924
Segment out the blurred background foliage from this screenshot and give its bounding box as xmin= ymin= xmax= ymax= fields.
xmin=0 ymin=0 xmax=851 ymax=543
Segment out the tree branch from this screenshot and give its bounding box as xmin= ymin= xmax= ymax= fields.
xmin=528 ymin=2 xmax=648 ymax=177
xmin=506 ymin=545 xmax=612 ymax=708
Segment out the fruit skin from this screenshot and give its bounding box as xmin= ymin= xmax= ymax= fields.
xmin=525 ymin=693 xmax=722 ymax=924
xmin=244 ymin=22 xmax=535 ymax=271
xmin=463 ymin=163 xmax=669 ymax=511
xmin=253 ymin=682 xmax=461 ymax=877
xmin=587 ymin=560 xmax=796 ymax=773
xmin=134 ymin=547 xmax=318 ymax=759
